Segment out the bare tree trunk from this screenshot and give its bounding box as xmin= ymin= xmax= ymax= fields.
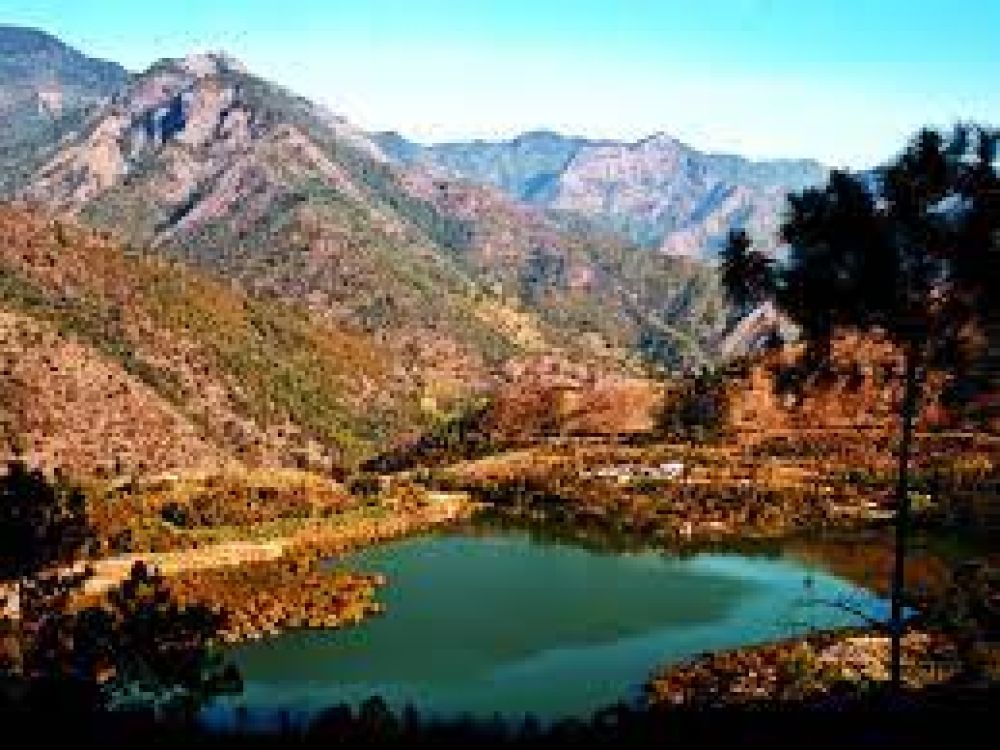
xmin=890 ymin=352 xmax=919 ymax=691
xmin=7 ymin=577 xmax=25 ymax=678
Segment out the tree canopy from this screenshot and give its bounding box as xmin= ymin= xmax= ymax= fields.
xmin=724 ymin=125 xmax=998 ymax=365
xmin=0 ymin=461 xmax=92 ymax=581
xmin=721 ymin=124 xmax=998 ymax=691
xmin=0 ymin=463 xmax=239 ymax=717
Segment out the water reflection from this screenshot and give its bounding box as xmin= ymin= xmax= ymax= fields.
xmin=217 ymin=525 xmax=885 ymax=722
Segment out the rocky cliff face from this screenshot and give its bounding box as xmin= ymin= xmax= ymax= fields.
xmin=13 ymin=48 xmax=735 ymax=373
xmin=375 ymin=130 xmax=826 ymax=260
xmin=0 ymin=24 xmax=126 ymax=124
xmin=23 ymin=52 xmax=379 ymax=230
xmin=0 ymin=25 xmax=129 ymax=195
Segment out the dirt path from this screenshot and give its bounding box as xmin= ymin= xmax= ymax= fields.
xmin=82 ymin=491 xmax=473 ymax=596
xmin=1 ymin=492 xmax=473 ymax=616
xmin=83 ymin=538 xmax=290 ymax=595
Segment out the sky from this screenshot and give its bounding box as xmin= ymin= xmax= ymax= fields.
xmin=2 ymin=0 xmax=998 ymax=168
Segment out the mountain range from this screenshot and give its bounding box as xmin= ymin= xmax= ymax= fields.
xmin=374 ymin=129 xmax=826 ymax=257
xmin=0 ymin=25 xmax=831 ymax=473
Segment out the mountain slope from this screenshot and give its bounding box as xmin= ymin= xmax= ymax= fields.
xmin=393 ymin=161 xmax=732 ymax=369
xmin=18 ymin=53 xmax=558 ymax=385
xmin=0 ymin=307 xmax=224 ymax=476
xmin=0 ymin=25 xmax=128 ymax=195
xmin=16 ymin=49 xmax=732 ymax=371
xmin=0 ymin=206 xmax=427 ymax=474
xmin=0 ymin=207 xmax=690 ymax=477
xmin=374 ymin=130 xmax=827 ymax=260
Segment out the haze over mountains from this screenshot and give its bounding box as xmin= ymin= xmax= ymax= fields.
xmin=0 ymin=25 xmax=830 ymax=473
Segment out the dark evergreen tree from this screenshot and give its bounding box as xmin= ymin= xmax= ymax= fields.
xmin=0 ymin=461 xmax=92 ymax=582
xmin=0 ymin=461 xmax=93 ymax=685
xmin=72 ymin=561 xmax=241 ymax=718
xmin=720 ymin=228 xmax=774 ymax=314
xmin=721 ymin=125 xmax=999 ymax=689
xmin=1 ymin=463 xmax=239 ymax=719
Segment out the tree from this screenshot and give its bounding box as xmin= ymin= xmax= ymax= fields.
xmin=659 ymin=368 xmax=728 ymax=442
xmin=721 ymin=125 xmax=999 ymax=690
xmin=72 ymin=561 xmax=241 ymax=719
xmin=0 ymin=461 xmax=92 ymax=583
xmin=0 ymin=461 xmax=94 ymax=683
xmin=0 ymin=463 xmax=239 ymax=719
xmin=720 ymin=229 xmax=774 ymax=314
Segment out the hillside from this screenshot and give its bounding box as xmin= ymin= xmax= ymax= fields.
xmin=1 ymin=205 xmax=702 ymax=476
xmin=0 ymin=25 xmax=128 ymax=195
xmin=16 ymin=53 xmax=594 ymax=382
xmin=684 ymin=330 xmax=999 ymax=446
xmin=375 ymin=130 xmax=827 ymax=260
xmin=394 ymin=166 xmax=732 ymax=369
xmin=14 ymin=48 xmax=734 ymax=371
xmin=0 ymin=206 xmax=434 ymax=475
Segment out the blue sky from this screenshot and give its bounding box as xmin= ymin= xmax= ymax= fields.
xmin=3 ymin=0 xmax=998 ymax=167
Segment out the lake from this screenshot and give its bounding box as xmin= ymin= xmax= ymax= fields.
xmin=219 ymin=528 xmax=883 ymax=723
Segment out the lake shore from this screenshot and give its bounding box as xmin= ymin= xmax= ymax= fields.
xmin=0 ymin=488 xmax=478 ymax=642
xmin=646 ymin=629 xmax=962 ymax=708
xmin=11 ymin=442 xmax=992 ymax=716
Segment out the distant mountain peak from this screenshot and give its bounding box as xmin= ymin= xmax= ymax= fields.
xmin=177 ymin=50 xmax=249 ymax=77
xmin=634 ymin=131 xmax=685 ymax=149
xmin=144 ymin=50 xmax=249 ymax=81
xmin=511 ymin=129 xmax=582 ymax=145
xmin=0 ymin=24 xmax=60 ymax=51
xmin=0 ymin=24 xmax=129 ymax=195
xmin=375 ymin=128 xmax=826 ymax=259
xmin=18 ymin=46 xmax=399 ymax=223
xmin=0 ymin=23 xmax=128 ymax=83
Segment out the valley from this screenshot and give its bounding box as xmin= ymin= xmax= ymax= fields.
xmin=0 ymin=18 xmax=996 ymax=745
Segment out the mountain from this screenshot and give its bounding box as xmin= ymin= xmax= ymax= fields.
xmin=13 ymin=49 xmax=732 ymax=373
xmin=0 ymin=206 xmax=689 ymax=476
xmin=377 ymin=130 xmax=602 ymax=204
xmin=0 ymin=206 xmax=403 ymax=475
xmin=373 ymin=130 xmax=827 ymax=260
xmin=17 ymin=52 xmax=540 ymax=388
xmin=0 ymin=25 xmax=128 ymax=195
xmin=3 ymin=46 xmax=724 ymax=471
xmin=0 ymin=25 xmax=126 ymax=101
xmin=391 ymin=161 xmax=732 ymax=369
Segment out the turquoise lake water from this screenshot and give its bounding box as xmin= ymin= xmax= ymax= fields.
xmin=221 ymin=529 xmax=882 ymax=722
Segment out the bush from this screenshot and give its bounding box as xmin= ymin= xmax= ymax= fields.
xmin=160 ymin=502 xmax=190 ymax=528
xmin=658 ymin=370 xmax=728 ymax=442
xmin=348 ymin=473 xmax=382 ymax=499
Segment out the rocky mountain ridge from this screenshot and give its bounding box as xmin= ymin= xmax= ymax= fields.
xmin=8 ymin=46 xmax=737 ymax=372
xmin=0 ymin=25 xmax=129 ymax=195
xmin=375 ymin=129 xmax=827 ymax=260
